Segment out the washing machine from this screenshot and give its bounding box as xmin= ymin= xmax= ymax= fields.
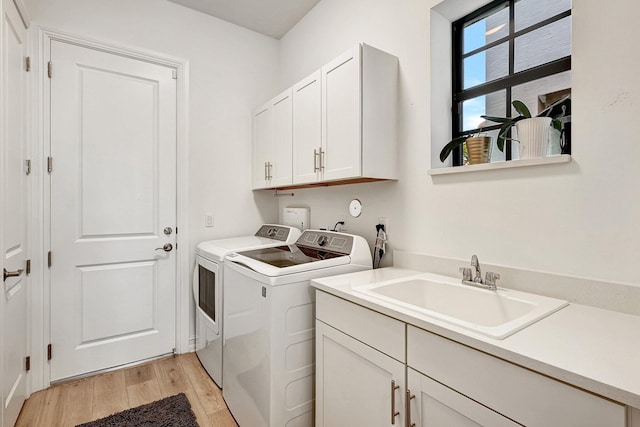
xmin=193 ymin=224 xmax=301 ymax=388
xmin=223 ymin=230 xmax=372 ymax=426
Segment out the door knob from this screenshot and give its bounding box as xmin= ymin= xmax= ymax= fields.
xmin=3 ymin=268 xmax=24 ymax=282
xmin=155 ymin=243 xmax=173 ymax=252
xmin=163 ymin=227 xmax=173 ymax=235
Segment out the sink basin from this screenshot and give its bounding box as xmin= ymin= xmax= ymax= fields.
xmin=354 ymin=273 xmax=568 ymax=339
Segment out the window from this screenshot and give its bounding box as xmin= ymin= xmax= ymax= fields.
xmin=451 ymin=0 xmax=571 ymax=166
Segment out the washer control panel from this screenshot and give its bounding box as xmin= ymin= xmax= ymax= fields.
xmin=297 ymin=231 xmax=354 ymax=255
xmin=255 ymin=225 xmax=294 ymax=241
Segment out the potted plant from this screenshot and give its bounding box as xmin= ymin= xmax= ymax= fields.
xmin=439 ymin=133 xmax=492 ymax=164
xmin=439 ymin=96 xmax=570 ymax=163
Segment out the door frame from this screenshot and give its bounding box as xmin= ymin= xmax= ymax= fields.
xmin=32 ymin=27 xmax=190 ymax=391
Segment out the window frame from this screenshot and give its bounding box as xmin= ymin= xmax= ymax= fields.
xmin=451 ymin=0 xmax=572 ymax=166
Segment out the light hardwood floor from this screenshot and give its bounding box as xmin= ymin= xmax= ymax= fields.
xmin=15 ymin=353 xmax=237 ymax=427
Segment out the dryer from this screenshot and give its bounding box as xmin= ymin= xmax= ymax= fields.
xmin=193 ymin=224 xmax=301 ymax=388
xmin=223 ymin=230 xmax=372 ymax=426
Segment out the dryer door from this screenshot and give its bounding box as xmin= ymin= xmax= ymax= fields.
xmin=195 ymin=256 xmax=220 ymax=334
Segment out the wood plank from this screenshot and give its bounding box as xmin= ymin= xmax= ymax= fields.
xmin=57 ymin=377 xmax=95 ymax=426
xmin=209 ymin=408 xmax=239 ymax=427
xmin=91 ymin=370 xmax=128 ymax=420
xmin=126 ymin=379 xmax=162 ymax=408
xmin=178 ymin=352 xmax=226 ymax=415
xmin=153 ymin=356 xmax=190 ymax=397
xmin=124 ymin=362 xmax=154 ymax=386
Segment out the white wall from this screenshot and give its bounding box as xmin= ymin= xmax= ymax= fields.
xmin=25 ymin=0 xmax=281 ymax=346
xmin=277 ymin=0 xmax=640 ymax=286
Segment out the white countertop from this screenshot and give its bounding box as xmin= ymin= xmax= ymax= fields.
xmin=311 ymin=267 xmax=640 ymax=408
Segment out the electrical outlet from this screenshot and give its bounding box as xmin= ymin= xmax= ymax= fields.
xmin=205 ymin=213 xmax=214 ymax=227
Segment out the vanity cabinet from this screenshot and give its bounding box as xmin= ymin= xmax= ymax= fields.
xmin=252 ymin=89 xmax=293 ymax=189
xmin=315 ymin=290 xmax=628 ymax=427
xmin=292 ymin=43 xmax=398 ymax=185
xmin=316 ymin=291 xmax=406 ymax=427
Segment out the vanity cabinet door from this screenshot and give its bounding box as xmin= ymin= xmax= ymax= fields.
xmin=407 ymin=368 xmax=519 ymax=427
xmin=316 ymin=320 xmax=406 ymax=427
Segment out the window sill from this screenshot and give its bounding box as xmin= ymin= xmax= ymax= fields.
xmin=428 ymin=154 xmax=571 ymax=176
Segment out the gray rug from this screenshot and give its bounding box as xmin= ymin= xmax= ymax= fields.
xmin=77 ymin=392 xmax=198 ymax=427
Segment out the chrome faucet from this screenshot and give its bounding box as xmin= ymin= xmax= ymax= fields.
xmin=470 ymin=254 xmax=482 ymax=283
xmin=460 ymin=255 xmax=499 ymax=290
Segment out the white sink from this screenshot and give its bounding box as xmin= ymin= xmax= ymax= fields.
xmin=354 ymin=273 xmax=568 ymax=339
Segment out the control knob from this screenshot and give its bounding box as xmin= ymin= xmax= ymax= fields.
xmin=317 ymin=235 xmax=329 ymax=247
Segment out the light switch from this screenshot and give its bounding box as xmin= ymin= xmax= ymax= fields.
xmin=205 ymin=213 xmax=214 ymax=227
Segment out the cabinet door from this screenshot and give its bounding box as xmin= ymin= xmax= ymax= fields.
xmin=322 ymin=46 xmax=362 ymax=181
xmin=316 ymin=320 xmax=405 ymax=427
xmin=270 ymin=89 xmax=293 ymax=187
xmin=252 ymin=102 xmax=273 ymax=189
xmin=292 ymin=70 xmax=322 ymax=184
xmin=407 ymin=368 xmax=519 ymax=427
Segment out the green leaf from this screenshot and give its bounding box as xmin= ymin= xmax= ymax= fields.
xmin=512 ymin=100 xmax=532 ymax=118
xmin=481 ymin=115 xmax=512 ymax=124
xmin=496 ymin=122 xmax=513 ymax=152
xmin=551 ymin=119 xmax=562 ymax=132
xmin=439 ymin=135 xmax=469 ymax=163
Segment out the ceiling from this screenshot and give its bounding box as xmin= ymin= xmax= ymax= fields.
xmin=167 ymin=0 xmax=321 ymax=39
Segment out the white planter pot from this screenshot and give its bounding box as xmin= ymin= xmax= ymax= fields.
xmin=515 ymin=117 xmax=551 ymax=159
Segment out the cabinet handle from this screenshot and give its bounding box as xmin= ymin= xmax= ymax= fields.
xmin=391 ymin=380 xmax=400 ymax=424
xmin=313 ymin=149 xmax=320 ymax=172
xmin=319 ymin=148 xmax=325 ymax=170
xmin=264 ymin=161 xmax=269 ymax=180
xmin=266 ymin=162 xmax=273 ymax=180
xmin=406 ymin=389 xmax=416 ymax=427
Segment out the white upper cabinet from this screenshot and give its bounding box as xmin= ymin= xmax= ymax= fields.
xmin=292 ymin=71 xmax=323 ymax=185
xmin=293 ymin=43 xmax=398 ymax=185
xmin=252 ymin=89 xmax=293 ymax=189
xmin=253 ymin=43 xmax=398 ymax=190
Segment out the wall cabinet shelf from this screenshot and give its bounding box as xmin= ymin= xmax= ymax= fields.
xmin=252 ymin=43 xmax=398 ymax=191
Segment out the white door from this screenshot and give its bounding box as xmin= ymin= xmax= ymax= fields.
xmin=1 ymin=1 xmax=29 ymax=424
xmin=292 ymin=70 xmax=322 ymax=184
xmin=252 ymin=102 xmax=273 ymax=189
xmin=49 ymin=40 xmax=177 ymax=381
xmin=315 ymin=321 xmax=405 ymax=427
xmin=322 ymin=46 xmax=362 ymax=181
xmin=270 ymin=89 xmax=292 ymax=188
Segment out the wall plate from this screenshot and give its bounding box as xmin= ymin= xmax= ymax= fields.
xmin=349 ymin=199 xmax=363 ymax=218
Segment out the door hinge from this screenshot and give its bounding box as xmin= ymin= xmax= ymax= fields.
xmin=25 ymin=56 xmax=31 ymax=72
xmin=47 ymin=251 xmax=52 ymax=268
xmin=25 ymin=159 xmax=31 ymax=175
xmin=47 ymin=61 xmax=52 ymax=78
xmin=26 ymin=356 xmax=31 ymax=372
xmin=26 ymin=259 xmax=31 ymax=275
xmin=47 ymin=156 xmax=53 ymax=173
xmin=47 ymin=344 xmax=52 ymax=360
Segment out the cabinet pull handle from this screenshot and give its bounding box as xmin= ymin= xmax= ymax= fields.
xmin=313 ymin=149 xmax=320 ymax=172
xmin=264 ymin=161 xmax=269 ymax=180
xmin=319 ymin=148 xmax=325 ymax=170
xmin=391 ymin=380 xmax=400 ymax=424
xmin=406 ymin=389 xmax=416 ymax=427
xmin=267 ymin=162 xmax=273 ymax=180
